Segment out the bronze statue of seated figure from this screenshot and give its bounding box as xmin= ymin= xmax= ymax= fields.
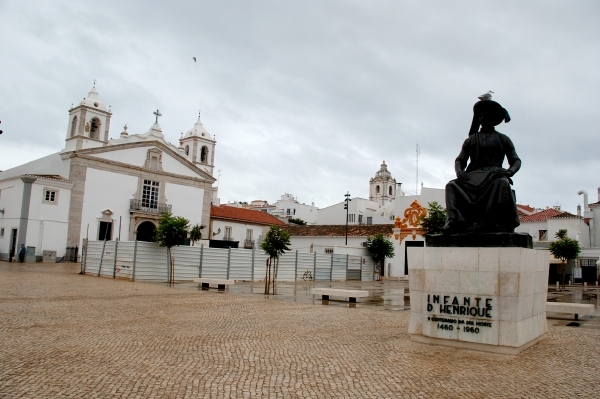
xmin=443 ymin=99 xmax=521 ymax=233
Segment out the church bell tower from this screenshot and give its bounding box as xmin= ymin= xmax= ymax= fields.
xmin=179 ymin=112 xmax=217 ymax=176
xmin=369 ymin=161 xmax=397 ymax=206
xmin=64 ymin=83 xmax=112 ymax=152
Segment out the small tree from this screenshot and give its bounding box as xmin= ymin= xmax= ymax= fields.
xmin=189 ymin=224 xmax=206 ymax=246
xmin=549 ymin=229 xmax=581 ymax=290
xmin=288 ymin=217 xmax=307 ymax=225
xmin=260 ymin=225 xmax=291 ymax=295
xmin=366 ymin=233 xmax=395 ymax=280
xmin=420 ymin=201 xmax=446 ymax=235
xmin=155 ymin=212 xmax=190 ymax=286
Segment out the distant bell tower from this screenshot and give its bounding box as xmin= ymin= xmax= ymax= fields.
xmin=64 ymin=83 xmax=112 ymax=151
xmin=369 ymin=160 xmax=397 ymax=206
xmin=179 ymin=111 xmax=217 ymax=176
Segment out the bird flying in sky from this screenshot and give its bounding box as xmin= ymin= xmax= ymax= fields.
xmin=193 ymin=57 xmax=196 ymax=62
xmin=478 ymin=90 xmax=494 ymax=101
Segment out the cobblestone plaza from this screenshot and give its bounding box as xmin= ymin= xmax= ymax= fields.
xmin=1 ymin=263 xmax=599 ymax=398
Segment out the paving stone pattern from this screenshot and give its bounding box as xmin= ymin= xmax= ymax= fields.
xmin=1 ymin=263 xmax=599 ymax=398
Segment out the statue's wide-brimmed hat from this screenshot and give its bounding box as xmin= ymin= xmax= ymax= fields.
xmin=469 ymin=100 xmax=511 ymax=136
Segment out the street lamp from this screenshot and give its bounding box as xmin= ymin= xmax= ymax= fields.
xmin=344 ymin=192 xmax=351 ymax=245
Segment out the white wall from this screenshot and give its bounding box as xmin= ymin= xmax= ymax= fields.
xmin=0 ymin=179 xmax=24 ymax=257
xmin=274 ymin=199 xmax=318 ymax=224
xmin=211 ymin=219 xmax=265 ymax=248
xmin=165 ymin=183 xmax=204 ymax=225
xmin=79 ymin=168 xmax=138 ymax=243
xmin=289 ymin=236 xmax=368 ymax=253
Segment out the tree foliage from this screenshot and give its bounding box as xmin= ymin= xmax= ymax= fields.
xmin=366 ymin=233 xmax=395 ymax=279
xmin=155 ymin=212 xmax=190 ymax=286
xmin=260 ymin=226 xmax=291 ymax=294
xmin=549 ymin=229 xmax=581 ymax=289
xmin=189 ymin=224 xmax=206 ymax=245
xmin=155 ymin=212 xmax=190 ymax=248
xmin=420 ymin=201 xmax=447 ymax=235
xmin=288 ymin=217 xmax=307 ymax=225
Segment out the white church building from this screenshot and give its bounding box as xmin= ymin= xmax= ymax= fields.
xmin=0 ymin=85 xmax=216 ymax=261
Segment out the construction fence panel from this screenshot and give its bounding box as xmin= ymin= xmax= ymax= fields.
xmin=275 ymin=252 xmax=296 ymax=281
xmin=332 ymin=254 xmax=347 ymax=281
xmin=97 ymin=242 xmax=117 ymax=278
xmin=361 ymin=257 xmax=374 ymax=281
xmin=171 ymin=246 xmax=202 ymax=282
xmin=253 ymin=252 xmax=269 ymax=281
xmin=296 ymin=252 xmax=315 ymax=280
xmin=84 ymin=240 xmax=104 ymax=276
xmin=201 ymin=247 xmax=229 ymax=279
xmin=315 ymin=254 xmax=332 ymax=281
xmin=134 ymin=241 xmax=168 ymax=282
xmin=114 ymin=241 xmax=136 ymax=280
xmin=347 ymin=255 xmax=362 ymax=280
xmin=229 ymin=248 xmax=254 ymax=281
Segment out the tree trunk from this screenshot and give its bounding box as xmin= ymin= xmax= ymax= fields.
xmin=560 ymin=260 xmax=566 ymax=290
xmin=272 ymin=257 xmax=277 ymax=295
xmin=264 ymin=258 xmax=270 ymax=295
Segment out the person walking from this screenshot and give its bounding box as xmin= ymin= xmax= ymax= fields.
xmin=18 ymin=244 xmax=26 ymax=263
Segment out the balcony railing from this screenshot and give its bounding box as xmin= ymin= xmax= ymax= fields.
xmin=130 ymin=199 xmax=172 ymax=214
xmin=244 ymin=239 xmax=254 ymax=249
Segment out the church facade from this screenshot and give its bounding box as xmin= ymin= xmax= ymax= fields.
xmin=0 ymin=85 xmax=216 ymax=261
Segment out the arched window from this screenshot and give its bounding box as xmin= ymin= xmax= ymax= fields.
xmin=185 ymin=145 xmax=189 ymax=155
xmin=71 ymin=116 xmax=78 ymax=137
xmin=376 ymin=185 xmax=380 ymax=194
xmin=389 ymin=186 xmax=393 ymax=195
xmin=90 ymin=118 xmax=100 ymax=139
xmin=200 ymin=146 xmax=208 ymax=163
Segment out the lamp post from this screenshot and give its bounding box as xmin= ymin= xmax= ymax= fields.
xmin=344 ymin=192 xmax=351 ymax=245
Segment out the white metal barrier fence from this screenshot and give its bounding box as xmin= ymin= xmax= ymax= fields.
xmin=82 ymin=240 xmax=375 ymax=283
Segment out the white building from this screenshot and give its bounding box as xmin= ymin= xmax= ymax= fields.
xmin=210 ymin=205 xmax=286 ymax=249
xmin=0 ymin=85 xmax=216 ymax=261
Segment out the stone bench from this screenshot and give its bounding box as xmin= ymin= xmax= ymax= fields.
xmin=193 ymin=278 xmax=235 ymax=290
xmin=546 ymin=302 xmax=595 ymax=320
xmin=311 ymin=288 xmax=369 ymax=303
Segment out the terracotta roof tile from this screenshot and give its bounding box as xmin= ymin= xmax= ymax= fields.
xmin=284 ymin=224 xmax=394 ymax=237
xmin=211 ymin=206 xmax=286 ymax=226
xmin=516 ymin=204 xmax=536 ymax=216
xmin=520 ymin=208 xmax=578 ymax=223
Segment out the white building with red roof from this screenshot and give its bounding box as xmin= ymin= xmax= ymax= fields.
xmin=210 ymin=205 xmax=286 ymax=249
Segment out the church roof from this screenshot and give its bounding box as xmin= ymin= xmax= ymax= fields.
xmin=284 ymin=224 xmax=394 ymax=237
xmin=211 ymin=206 xmax=285 ymax=226
xmin=371 ymin=161 xmax=394 ymax=181
xmin=25 ymin=174 xmax=72 ymax=183
xmin=79 ymin=84 xmax=108 ymax=112
xmin=183 ymin=114 xmax=212 ymax=140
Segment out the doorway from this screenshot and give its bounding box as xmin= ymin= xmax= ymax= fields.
xmin=9 ymin=229 xmax=17 ymax=262
xmin=136 ymin=221 xmax=156 ymax=242
xmin=404 ymin=241 xmax=425 ymax=275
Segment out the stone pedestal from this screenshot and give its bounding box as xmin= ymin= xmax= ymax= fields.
xmin=407 ymin=247 xmax=549 ymax=355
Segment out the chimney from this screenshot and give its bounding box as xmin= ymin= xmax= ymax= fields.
xmin=577 ymin=205 xmax=581 ymax=217
xmin=578 ymin=190 xmax=588 ymax=211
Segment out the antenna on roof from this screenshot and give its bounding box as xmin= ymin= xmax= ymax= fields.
xmin=416 ymin=141 xmax=420 ymax=195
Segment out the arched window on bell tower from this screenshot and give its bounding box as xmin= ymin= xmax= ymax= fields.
xmin=200 ymin=146 xmax=208 ymax=163
xmin=71 ymin=116 xmax=78 ymax=137
xmin=90 ymin=117 xmax=101 ymax=139
xmin=389 ymin=186 xmax=393 ymax=196
xmin=185 ymin=145 xmax=190 ymax=156
xmin=376 ymin=185 xmax=380 ymax=194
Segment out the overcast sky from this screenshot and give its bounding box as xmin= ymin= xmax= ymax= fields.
xmin=1 ymin=0 xmax=599 ymax=214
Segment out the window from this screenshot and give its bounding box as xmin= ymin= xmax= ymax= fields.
xmin=324 ymin=248 xmax=334 ymax=254
xmin=347 ymin=214 xmax=355 ymax=223
xmin=358 ymin=215 xmax=363 ymax=224
xmin=367 ymin=217 xmax=373 ymax=225
xmin=142 ymin=180 xmax=159 ymax=209
xmin=200 ymin=146 xmax=208 ymax=163
xmin=539 ymin=230 xmax=548 ymax=241
xmin=224 ymin=226 xmax=233 ymax=240
xmin=98 ymin=221 xmax=112 ymax=240
xmin=0 ymin=228 xmax=4 ymax=238
xmin=389 ymin=186 xmax=393 ymax=195
xmin=43 ymin=189 xmax=58 ymax=204
xmin=90 ymin=118 xmax=100 ymax=139
xmin=287 ymin=209 xmax=291 ymax=215
xmin=376 ymin=185 xmax=380 ymax=194
xmin=580 ymin=259 xmax=597 ymax=267
xmin=293 ymin=209 xmax=296 ymax=215
xmin=246 ymin=229 xmax=253 ymax=241
xmin=185 ymin=145 xmax=189 ymax=155
xmin=71 ymin=116 xmax=78 ymax=137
